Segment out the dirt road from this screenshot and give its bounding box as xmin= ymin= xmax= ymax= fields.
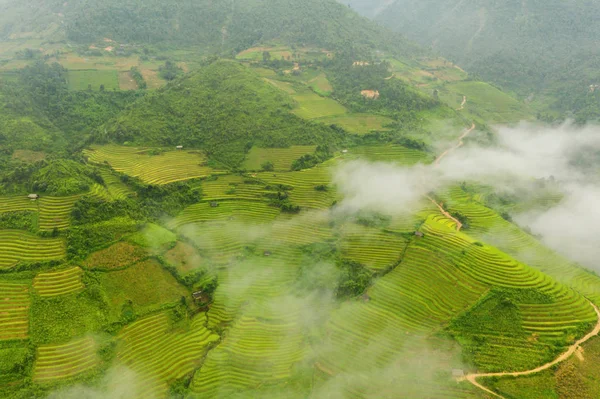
xmin=456 ymin=95 xmax=467 ymax=110
xmin=426 ymin=196 xmax=463 ymax=231
xmin=434 ymin=122 xmax=475 ymax=165
xmin=461 ymin=300 xmax=600 ymax=398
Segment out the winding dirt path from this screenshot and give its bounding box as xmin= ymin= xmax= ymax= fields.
xmin=461 ymin=300 xmax=600 ymax=398
xmin=435 ymin=122 xmax=475 ymax=165
xmin=456 ymin=95 xmax=467 ymax=110
xmin=426 ymin=196 xmax=463 ymax=231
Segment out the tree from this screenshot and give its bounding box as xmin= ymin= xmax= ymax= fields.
xmin=261 ymin=161 xmax=274 ymax=171
xmin=262 ymin=51 xmax=272 ymax=62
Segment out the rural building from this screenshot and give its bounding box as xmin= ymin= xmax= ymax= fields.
xmin=342 ymin=149 xmax=349 ymax=154
xmin=176 ymin=145 xmax=184 ymax=150
xmin=210 ymin=201 xmax=219 ymax=208
xmin=192 ymin=291 xmax=204 ymax=300
xmin=361 ymin=90 xmax=380 ymax=100
xmin=264 ymin=251 xmax=272 ymax=257
xmin=415 ymin=231 xmax=424 ymax=238
xmin=27 ymin=194 xmax=39 ymax=200
xmin=361 ymin=294 xmax=371 ymax=302
xmin=353 ymin=61 xmax=370 ymax=66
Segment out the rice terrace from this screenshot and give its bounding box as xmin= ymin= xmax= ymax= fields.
xmin=0 ymin=0 xmax=600 ymax=398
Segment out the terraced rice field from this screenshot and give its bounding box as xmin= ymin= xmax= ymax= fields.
xmin=318 ymin=114 xmax=393 ymax=135
xmin=0 ymin=281 xmax=30 ymax=340
xmin=33 ymin=336 xmax=99 ymax=382
xmin=0 ymin=230 xmax=65 ymax=269
xmin=38 ymin=195 xmax=82 ymax=231
xmin=33 ymin=267 xmax=85 ymax=298
xmin=348 ymin=144 xmax=434 ymax=165
xmin=418 ymin=217 xmax=597 ymax=371
xmin=339 ymin=224 xmax=408 ymax=272
xmin=313 ymin=213 xmax=598 ymax=396
xmin=170 ymin=201 xmax=281 ymax=264
xmin=0 ymin=196 xmax=38 ymax=214
xmin=207 ymin=250 xmax=302 ymax=328
xmin=169 ymin=200 xmax=280 ymax=229
xmin=84 ymin=145 xmax=217 ymax=185
xmin=0 ymin=195 xmax=81 ymax=231
xmin=67 ymin=70 xmax=119 ymax=91
xmin=201 ymin=175 xmax=274 ymax=202
xmin=99 ymin=169 xmax=134 ymax=199
xmin=256 ymin=162 xmax=337 ymax=209
xmin=192 ymin=307 xmax=306 ymax=397
xmin=117 ymin=312 xmax=219 ymax=399
xmin=243 ymin=146 xmax=317 ymax=171
xmin=442 ymin=187 xmax=600 ymax=304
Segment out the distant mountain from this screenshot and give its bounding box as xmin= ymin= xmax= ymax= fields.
xmin=343 ymin=0 xmax=600 ymax=120
xmin=0 ymin=0 xmax=419 ymax=57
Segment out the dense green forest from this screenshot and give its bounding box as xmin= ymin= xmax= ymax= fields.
xmin=56 ymin=0 xmax=419 ymax=57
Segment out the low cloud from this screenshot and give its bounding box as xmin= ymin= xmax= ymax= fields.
xmin=333 ymin=121 xmax=600 ymax=269
xmin=46 ymin=365 xmax=140 ymax=399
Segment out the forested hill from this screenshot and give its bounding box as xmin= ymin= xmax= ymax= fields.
xmin=0 ymin=0 xmax=419 ymax=56
xmin=96 ymin=60 xmax=346 ymax=168
xmin=342 ymin=0 xmax=600 ymax=121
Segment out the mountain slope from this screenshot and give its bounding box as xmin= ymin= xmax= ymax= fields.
xmin=344 ymin=0 xmax=600 ymax=120
xmin=57 ymin=0 xmax=419 ymax=56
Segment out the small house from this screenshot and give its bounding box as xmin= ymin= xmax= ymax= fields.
xmin=27 ymin=194 xmax=39 ymax=201
xmin=264 ymin=251 xmax=272 ymax=257
xmin=210 ymin=201 xmax=219 ymax=208
xmin=342 ymin=150 xmax=349 ymax=154
xmin=192 ymin=291 xmax=204 ymax=300
xmin=361 ymin=90 xmax=380 ymax=100
xmin=176 ymin=145 xmax=184 ymax=150
xmin=415 ymin=231 xmax=424 ymax=238
xmin=361 ymin=294 xmax=371 ymax=302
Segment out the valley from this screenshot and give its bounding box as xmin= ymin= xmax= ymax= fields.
xmin=0 ymin=1 xmax=599 ymax=399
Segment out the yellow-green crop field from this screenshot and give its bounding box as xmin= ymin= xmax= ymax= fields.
xmin=84 ymin=145 xmax=218 ymax=185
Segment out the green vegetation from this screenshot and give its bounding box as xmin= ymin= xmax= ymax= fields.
xmin=1 ymin=1 xmax=600 ymax=397
xmin=67 ymin=70 xmax=120 ymax=91
xmin=97 ymin=60 xmax=347 ymax=167
xmin=365 ymin=0 xmax=600 ymax=121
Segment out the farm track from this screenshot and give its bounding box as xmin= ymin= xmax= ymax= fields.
xmin=434 ymin=122 xmax=476 ymax=165
xmin=426 ymin=196 xmax=463 ymax=231
xmin=462 ymin=300 xmax=600 ymax=398
xmin=456 ymin=95 xmax=467 ymax=110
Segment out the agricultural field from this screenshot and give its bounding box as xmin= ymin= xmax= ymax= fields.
xmin=33 ymin=266 xmax=85 ymax=298
xmin=318 ymin=113 xmax=393 ymax=134
xmin=440 ymin=81 xmax=533 ymax=124
xmin=243 ymin=145 xmax=317 ymax=171
xmin=67 ymin=69 xmax=119 ymax=91
xmin=0 ymin=230 xmax=65 ymax=269
xmin=96 ymin=259 xmax=189 ymax=317
xmin=117 ymin=312 xmax=219 ymax=399
xmin=33 ymin=336 xmax=100 ymax=383
xmin=84 ymin=145 xmax=218 ymax=185
xmin=1 ymin=9 xmax=599 ymax=398
xmin=0 ymin=281 xmax=30 ymax=340
xmin=348 ymin=144 xmax=434 ymax=165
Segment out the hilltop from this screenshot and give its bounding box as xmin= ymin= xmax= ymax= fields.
xmin=97 ymin=59 xmax=348 ymax=168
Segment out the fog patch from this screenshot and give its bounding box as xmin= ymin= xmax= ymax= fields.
xmin=46 ymin=365 xmax=140 ymax=399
